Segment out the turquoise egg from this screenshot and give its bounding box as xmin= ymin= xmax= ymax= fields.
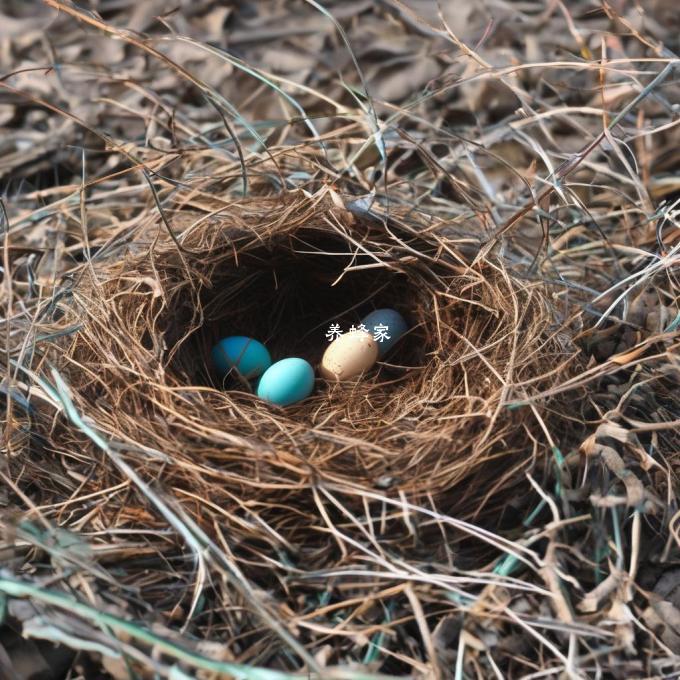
xmin=360 ymin=308 xmax=408 ymax=357
xmin=257 ymin=358 xmax=315 ymax=406
xmin=211 ymin=336 xmax=271 ymax=380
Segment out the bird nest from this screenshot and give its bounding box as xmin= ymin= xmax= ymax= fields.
xmin=24 ymin=189 xmax=582 ymax=670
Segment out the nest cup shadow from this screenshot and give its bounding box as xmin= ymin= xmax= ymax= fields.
xmin=38 ymin=191 xmax=579 ymax=565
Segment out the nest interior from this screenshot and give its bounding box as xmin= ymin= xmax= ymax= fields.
xmin=171 ymin=224 xmax=425 ymax=390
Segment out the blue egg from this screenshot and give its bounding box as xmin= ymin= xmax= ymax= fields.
xmin=211 ymin=336 xmax=271 ymax=380
xmin=257 ymin=358 xmax=315 ymax=407
xmin=360 ymin=308 xmax=408 ymax=357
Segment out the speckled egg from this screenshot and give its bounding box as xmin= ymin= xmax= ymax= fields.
xmin=211 ymin=336 xmax=271 ymax=381
xmin=360 ymin=308 xmax=408 ymax=357
xmin=257 ymin=357 xmax=315 ymax=406
xmin=320 ymin=330 xmax=378 ymax=381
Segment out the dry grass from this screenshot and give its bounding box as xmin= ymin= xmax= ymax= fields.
xmin=0 ymin=1 xmax=678 ymax=678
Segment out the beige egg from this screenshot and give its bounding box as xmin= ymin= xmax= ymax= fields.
xmin=320 ymin=331 xmax=379 ymax=381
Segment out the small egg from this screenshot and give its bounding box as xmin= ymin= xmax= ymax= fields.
xmin=320 ymin=330 xmax=378 ymax=381
xmin=257 ymin=357 xmax=315 ymax=406
xmin=360 ymin=308 xmax=408 ymax=357
xmin=211 ymin=336 xmax=271 ymax=380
